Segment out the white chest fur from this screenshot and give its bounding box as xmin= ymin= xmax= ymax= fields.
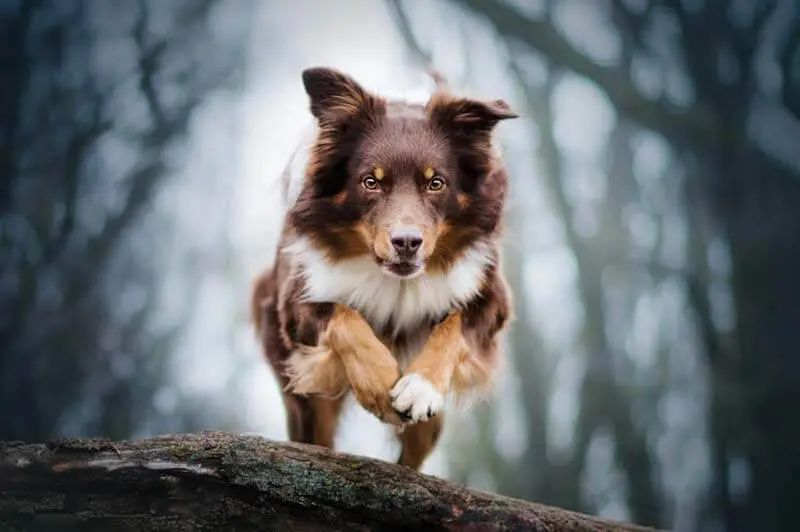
xmin=284 ymin=237 xmax=493 ymax=337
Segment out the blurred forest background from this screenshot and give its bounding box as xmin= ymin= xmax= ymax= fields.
xmin=2 ymin=1 xmax=799 ymax=531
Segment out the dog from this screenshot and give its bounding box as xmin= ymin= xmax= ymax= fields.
xmin=251 ymin=66 xmax=517 ymax=470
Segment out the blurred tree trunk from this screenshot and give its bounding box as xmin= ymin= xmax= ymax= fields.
xmin=699 ymin=118 xmax=800 ymax=532
xmin=522 ymin=73 xmax=660 ymax=527
xmin=667 ymin=5 xmax=800 ymax=531
xmin=0 ymin=0 xmax=249 ymax=442
xmin=451 ymin=1 xmax=800 ymax=530
xmin=503 ymin=205 xmax=557 ymax=505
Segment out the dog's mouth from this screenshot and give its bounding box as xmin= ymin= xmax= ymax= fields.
xmin=377 ymin=258 xmax=425 ymax=279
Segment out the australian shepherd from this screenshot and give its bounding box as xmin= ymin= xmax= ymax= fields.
xmin=251 ymin=66 xmax=517 ymax=470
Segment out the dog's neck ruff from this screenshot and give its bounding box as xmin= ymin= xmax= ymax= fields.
xmin=284 ymin=236 xmax=493 ymax=336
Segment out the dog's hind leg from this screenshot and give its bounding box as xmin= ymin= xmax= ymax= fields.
xmin=396 ymin=414 xmax=444 ymax=470
xmin=284 ymin=393 xmax=345 ymax=448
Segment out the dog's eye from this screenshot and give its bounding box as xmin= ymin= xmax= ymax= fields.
xmin=362 ymin=176 xmax=380 ymax=191
xmin=427 ymin=177 xmax=445 ymax=191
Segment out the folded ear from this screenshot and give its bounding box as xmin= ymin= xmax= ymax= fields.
xmin=427 ymin=93 xmax=518 ymax=134
xmin=427 ymin=93 xmax=517 ymax=187
xmin=302 ymin=67 xmax=383 ymax=124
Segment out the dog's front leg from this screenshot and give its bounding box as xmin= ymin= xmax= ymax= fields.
xmin=390 ymin=274 xmax=509 ymax=423
xmin=389 ymin=312 xmax=470 ymax=423
xmin=285 ymin=304 xmax=404 ymax=426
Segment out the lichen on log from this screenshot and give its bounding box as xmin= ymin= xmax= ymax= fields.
xmin=0 ymin=431 xmax=662 ymax=531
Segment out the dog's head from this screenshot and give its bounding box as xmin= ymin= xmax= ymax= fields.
xmin=289 ymin=67 xmax=517 ymax=279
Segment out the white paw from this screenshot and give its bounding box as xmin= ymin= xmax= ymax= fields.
xmin=390 ymin=373 xmax=444 ymax=423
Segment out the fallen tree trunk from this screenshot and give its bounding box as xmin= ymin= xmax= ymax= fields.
xmin=0 ymin=431 xmax=660 ymax=531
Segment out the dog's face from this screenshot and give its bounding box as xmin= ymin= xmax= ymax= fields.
xmin=289 ymin=67 xmax=517 ymax=278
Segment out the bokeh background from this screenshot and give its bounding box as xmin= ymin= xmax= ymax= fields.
xmin=3 ymin=1 xmax=799 ymax=531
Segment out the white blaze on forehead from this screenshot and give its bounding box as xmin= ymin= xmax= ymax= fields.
xmin=283 ymin=236 xmax=494 ymax=335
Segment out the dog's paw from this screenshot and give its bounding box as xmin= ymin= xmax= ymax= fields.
xmin=390 ymin=373 xmax=444 ymax=423
xmin=353 ymin=387 xmax=405 ymax=427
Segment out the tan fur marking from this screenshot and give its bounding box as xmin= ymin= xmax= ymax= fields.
xmin=285 ymin=305 xmax=404 ymax=425
xmin=426 ymin=223 xmax=477 ymax=274
xmin=328 ymin=305 xmax=404 ymax=425
xmin=288 ymin=304 xmax=404 ymax=425
xmin=421 ymin=227 xmax=437 ymax=258
xmin=374 ymin=222 xmax=438 ymax=263
xmin=373 ymin=226 xmax=393 ymax=261
xmin=352 ymin=222 xmax=373 ymax=247
xmin=334 ymin=226 xmax=371 ymax=258
xmin=450 ymin=352 xmax=493 ymax=401
xmin=284 ymin=345 xmax=348 ymax=398
xmin=373 ymin=166 xmax=384 ymax=180
xmin=323 ymin=89 xmax=375 ymax=120
xmin=311 ymin=225 xmax=371 ymax=261
xmin=423 ymin=167 xmax=435 ymax=180
xmin=404 ymin=312 xmax=469 ymax=394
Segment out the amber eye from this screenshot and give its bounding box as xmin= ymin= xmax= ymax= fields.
xmin=427 ymin=177 xmax=445 ymax=191
xmin=362 ymin=175 xmax=380 ymax=191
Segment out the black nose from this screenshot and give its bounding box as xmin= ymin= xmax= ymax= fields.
xmin=390 ymin=229 xmax=423 ymax=256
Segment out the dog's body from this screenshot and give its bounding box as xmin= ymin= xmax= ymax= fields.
xmin=251 ymin=67 xmax=517 ymax=470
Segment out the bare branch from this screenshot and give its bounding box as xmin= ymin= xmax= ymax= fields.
xmin=0 ymin=115 xmax=112 ymax=338
xmin=778 ymin=11 xmax=800 ymax=120
xmin=5 ymin=0 xmax=224 ymax=354
xmin=750 ymin=1 xmax=780 ymax=43
xmin=385 ymin=0 xmax=449 ymax=89
xmin=133 ymin=0 xmax=166 ymax=126
xmin=386 ymin=0 xmax=433 ymax=68
xmin=456 ymin=0 xmax=800 ymax=179
xmin=506 ymin=54 xmax=662 ymax=525
xmin=0 ymin=63 xmax=113 ymax=350
xmin=46 ymin=106 xmax=112 ymax=265
xmin=459 ymin=0 xmax=717 ymax=143
xmin=728 ymin=0 xmax=779 ymax=97
xmin=610 ymin=0 xmax=654 ymax=55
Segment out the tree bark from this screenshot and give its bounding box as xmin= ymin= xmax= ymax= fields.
xmin=0 ymin=431 xmax=660 ymax=531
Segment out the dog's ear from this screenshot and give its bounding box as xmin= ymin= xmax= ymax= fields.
xmin=302 ymin=67 xmax=383 ymax=124
xmin=427 ymin=93 xmax=517 ymax=188
xmin=427 ymin=94 xmax=518 ymax=134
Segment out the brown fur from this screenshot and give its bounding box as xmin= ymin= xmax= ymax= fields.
xmin=398 ymin=416 xmax=444 ymax=470
xmin=285 ymin=304 xmax=405 ymax=425
xmin=251 ymin=66 xmax=517 ymax=469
